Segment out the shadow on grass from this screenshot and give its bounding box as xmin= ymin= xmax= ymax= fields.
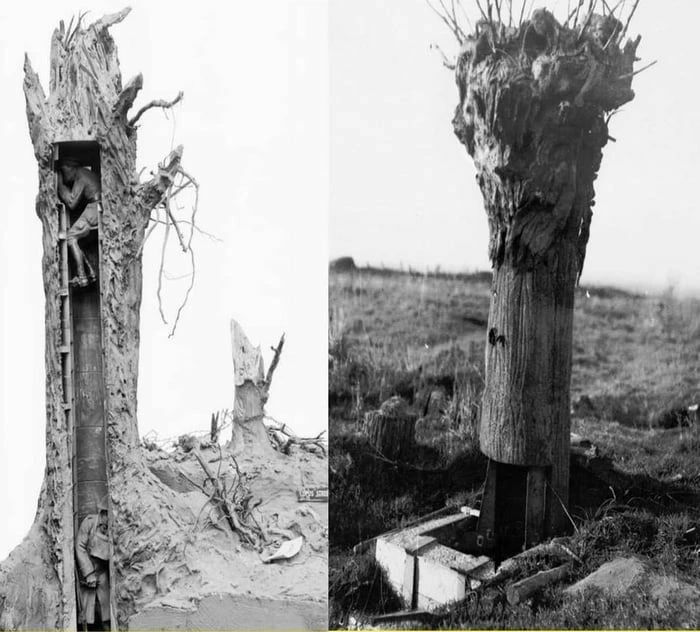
xmin=330 ymin=433 xmax=487 ymax=551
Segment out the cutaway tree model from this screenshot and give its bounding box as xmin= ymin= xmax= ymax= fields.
xmin=431 ymin=0 xmax=644 ymax=549
xmin=0 ymin=9 xmax=327 ymax=630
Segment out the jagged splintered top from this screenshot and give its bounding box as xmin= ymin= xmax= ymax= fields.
xmin=450 ymin=7 xmax=643 ymax=271
xmin=454 ymin=7 xmax=641 ymax=152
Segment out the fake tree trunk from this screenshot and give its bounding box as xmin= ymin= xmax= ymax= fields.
xmin=452 ymin=9 xmax=640 ymax=534
xmin=0 ymin=9 xmax=192 ymax=628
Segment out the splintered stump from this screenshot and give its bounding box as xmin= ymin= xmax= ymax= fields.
xmin=364 ymin=396 xmax=416 ymax=461
xmin=229 ymin=320 xmax=275 ymax=456
xmin=451 ymin=9 xmax=640 ymax=543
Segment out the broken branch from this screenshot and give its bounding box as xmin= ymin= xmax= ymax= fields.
xmin=128 ymin=91 xmax=184 ymax=127
xmin=262 ymin=333 xmax=285 ymax=400
xmin=506 ymin=562 xmax=572 ymax=605
xmin=113 ymin=73 xmax=143 ymax=119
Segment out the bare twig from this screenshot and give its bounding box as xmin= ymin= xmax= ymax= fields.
xmin=128 ymin=91 xmax=184 ymax=127
xmin=263 ymin=333 xmax=286 ymax=399
xmin=150 ymin=218 xmax=221 ymax=242
xmin=181 ymin=167 xmax=200 ymax=250
xmin=474 ymin=0 xmax=490 ymax=25
xmin=455 ymin=0 xmax=474 ymax=30
xmin=143 ymin=159 xmax=201 ymax=336
xmin=439 ymin=0 xmax=467 ymax=41
xmin=616 ymin=58 xmax=657 ymax=80
xmin=168 ymin=244 xmax=196 ymax=338
xmin=163 ymin=198 xmax=187 ymax=252
xmin=610 ymin=0 xmax=626 ymax=16
xmin=427 ymin=0 xmax=465 ymax=44
xmin=156 ymin=207 xmax=171 ymax=325
xmin=617 ymin=0 xmax=640 ymax=43
xmin=524 ymin=0 xmax=536 ymax=22
xmin=430 ymin=43 xmax=457 ymax=70
xmin=518 ymin=0 xmax=528 ymax=27
xmin=568 ymin=0 xmax=585 ymax=28
xmin=546 ymin=479 xmax=579 ymax=533
xmin=493 ymin=0 xmax=502 ymax=25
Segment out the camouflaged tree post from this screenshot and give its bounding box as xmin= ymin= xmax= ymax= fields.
xmin=452 ymin=7 xmax=640 ymax=535
xmin=0 ymin=9 xmax=194 ymax=628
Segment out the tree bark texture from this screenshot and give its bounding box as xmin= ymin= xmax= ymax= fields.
xmin=363 ymin=396 xmax=416 ymax=461
xmin=452 ymin=10 xmax=639 ymax=531
xmin=229 ymin=320 xmax=275 ymax=456
xmin=1 ymin=9 xmax=193 ymax=628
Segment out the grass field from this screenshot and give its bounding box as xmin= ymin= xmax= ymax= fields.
xmin=329 ymin=266 xmax=700 ymax=629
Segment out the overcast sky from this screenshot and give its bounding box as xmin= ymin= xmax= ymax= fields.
xmin=330 ymin=0 xmax=700 ymax=296
xmin=0 ymin=0 xmax=328 ymax=559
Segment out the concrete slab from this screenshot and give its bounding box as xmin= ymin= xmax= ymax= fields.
xmin=415 ymin=554 xmax=467 ymax=610
xmin=374 ymin=509 xmax=495 ymax=611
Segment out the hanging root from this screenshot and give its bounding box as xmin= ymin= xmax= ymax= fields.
xmin=139 ymin=151 xmax=203 ymax=337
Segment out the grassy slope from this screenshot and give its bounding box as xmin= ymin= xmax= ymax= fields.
xmin=329 ymin=267 xmax=700 ymax=629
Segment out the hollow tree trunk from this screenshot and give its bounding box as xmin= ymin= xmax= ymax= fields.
xmin=1 ymin=9 xmax=192 ymax=629
xmin=452 ymin=10 xmax=640 ymax=535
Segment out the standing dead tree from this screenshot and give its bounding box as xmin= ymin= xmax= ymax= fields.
xmin=229 ymin=320 xmax=285 ymax=455
xmin=431 ymin=0 xmax=644 ymax=542
xmin=0 ymin=8 xmax=201 ymax=629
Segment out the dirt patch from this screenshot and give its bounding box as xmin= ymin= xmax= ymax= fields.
xmin=127 ymin=445 xmax=328 ymax=629
xmin=129 ymin=595 xmax=327 ymax=630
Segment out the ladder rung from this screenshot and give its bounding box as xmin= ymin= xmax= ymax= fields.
xmin=63 ymin=402 xmax=72 ymax=411
xmin=58 ymin=288 xmax=69 ymax=297
xmin=58 ymin=232 xmax=67 ymax=241
xmin=59 ymin=345 xmax=70 ymax=354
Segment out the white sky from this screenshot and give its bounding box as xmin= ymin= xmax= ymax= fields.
xmin=0 ymin=1 xmax=328 ymax=559
xmin=330 ymin=0 xmax=700 ymax=296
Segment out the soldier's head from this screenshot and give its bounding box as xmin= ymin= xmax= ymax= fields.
xmin=97 ymin=497 xmax=109 ymax=527
xmin=59 ymin=157 xmax=81 ymax=183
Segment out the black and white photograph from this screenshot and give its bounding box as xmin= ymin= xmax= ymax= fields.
xmin=329 ymin=0 xmax=700 ymax=628
xmin=3 ymin=0 xmax=700 ymax=630
xmin=0 ymin=1 xmax=328 ymax=629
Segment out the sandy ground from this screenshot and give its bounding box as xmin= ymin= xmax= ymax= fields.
xmin=132 ymin=442 xmax=328 ymax=630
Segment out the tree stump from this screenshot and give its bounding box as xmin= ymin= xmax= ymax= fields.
xmin=228 ymin=319 xmax=275 ymax=456
xmin=364 ymin=396 xmax=416 ymax=461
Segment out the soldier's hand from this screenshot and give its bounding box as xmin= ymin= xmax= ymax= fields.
xmin=85 ymin=573 xmax=97 ymax=588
